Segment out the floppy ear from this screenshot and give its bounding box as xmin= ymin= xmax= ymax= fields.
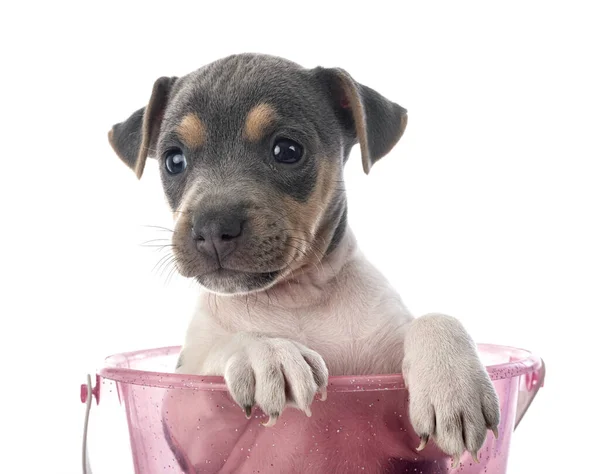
xmin=108 ymin=76 xmax=178 ymax=179
xmin=314 ymin=67 xmax=407 ymax=174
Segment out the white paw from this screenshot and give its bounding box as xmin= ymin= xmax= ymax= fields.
xmin=405 ymin=359 xmax=500 ymax=467
xmin=224 ymin=336 xmax=328 ymax=425
xmin=402 ymin=314 xmax=501 ymax=467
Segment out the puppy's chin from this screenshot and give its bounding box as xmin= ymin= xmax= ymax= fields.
xmin=195 ymin=268 xmax=280 ymax=295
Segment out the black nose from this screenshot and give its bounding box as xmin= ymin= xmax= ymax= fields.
xmin=192 ymin=209 xmax=245 ymax=263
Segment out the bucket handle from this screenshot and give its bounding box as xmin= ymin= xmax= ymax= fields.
xmin=81 ymin=374 xmax=100 ymax=474
xmin=514 ymin=357 xmax=545 ymax=429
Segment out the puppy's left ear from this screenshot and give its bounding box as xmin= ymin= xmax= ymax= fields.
xmin=313 ymin=67 xmax=407 ymax=174
xmin=108 ymin=76 xmax=178 ymax=179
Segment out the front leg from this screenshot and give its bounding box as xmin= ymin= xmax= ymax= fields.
xmin=177 ymin=332 xmax=329 ymax=425
xmin=402 ymin=313 xmax=500 ymax=467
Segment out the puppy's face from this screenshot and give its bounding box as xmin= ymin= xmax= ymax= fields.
xmin=109 ymin=54 xmax=407 ymax=294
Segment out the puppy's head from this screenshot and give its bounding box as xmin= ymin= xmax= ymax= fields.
xmin=108 ymin=54 xmax=407 ymax=294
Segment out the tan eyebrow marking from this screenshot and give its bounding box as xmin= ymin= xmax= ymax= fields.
xmin=176 ymin=113 xmax=206 ymax=149
xmin=244 ymin=103 xmax=277 ymax=142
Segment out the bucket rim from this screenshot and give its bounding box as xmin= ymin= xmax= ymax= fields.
xmin=97 ymin=343 xmax=542 ymax=391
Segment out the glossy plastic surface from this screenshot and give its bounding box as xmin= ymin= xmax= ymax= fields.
xmin=92 ymin=344 xmax=543 ymax=473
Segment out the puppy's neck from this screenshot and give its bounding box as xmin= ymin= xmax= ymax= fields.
xmin=250 ymin=228 xmax=357 ymax=309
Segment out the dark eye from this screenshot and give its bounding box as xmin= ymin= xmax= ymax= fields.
xmin=272 ymin=138 xmax=303 ymax=164
xmin=165 ymin=149 xmax=187 ymax=175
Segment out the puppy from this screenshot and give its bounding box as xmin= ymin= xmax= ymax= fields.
xmin=108 ymin=53 xmax=500 ymax=472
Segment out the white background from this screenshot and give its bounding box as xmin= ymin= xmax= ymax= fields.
xmin=1 ymin=1 xmax=598 ymax=473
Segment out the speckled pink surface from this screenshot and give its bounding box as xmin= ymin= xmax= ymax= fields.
xmin=93 ymin=344 xmax=543 ymax=473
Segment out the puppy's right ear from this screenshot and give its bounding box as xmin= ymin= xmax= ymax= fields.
xmin=108 ymin=76 xmax=177 ymax=179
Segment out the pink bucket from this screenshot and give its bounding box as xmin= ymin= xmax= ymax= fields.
xmin=82 ymin=344 xmax=544 ymax=473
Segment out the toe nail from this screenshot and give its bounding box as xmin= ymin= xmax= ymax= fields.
xmin=451 ymin=455 xmax=460 ymax=469
xmin=492 ymin=426 xmax=499 ymax=439
xmin=243 ymin=405 xmax=252 ymax=419
xmin=320 ymin=389 xmax=327 ymax=401
xmin=261 ymin=414 xmax=278 ymax=427
xmin=471 ymin=451 xmax=479 ymax=463
xmin=304 ymin=407 xmax=312 ymax=418
xmin=416 ymin=435 xmax=429 ymax=451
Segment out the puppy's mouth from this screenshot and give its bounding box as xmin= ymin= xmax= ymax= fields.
xmin=194 ymin=266 xmax=282 ymax=295
xmin=201 ymin=266 xmax=280 ymax=280
xmin=171 ymin=229 xmax=296 ymax=294
xmin=170 ymin=208 xmax=316 ymax=294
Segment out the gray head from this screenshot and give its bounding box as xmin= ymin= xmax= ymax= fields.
xmin=108 ymin=53 xmax=407 ymax=294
